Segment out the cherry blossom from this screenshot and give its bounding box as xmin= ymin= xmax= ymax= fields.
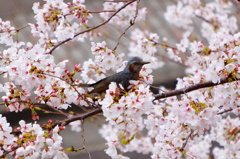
xmin=164 ymin=2 xmax=194 ymax=30
xmin=31 ymin=0 xmax=92 ymax=45
xmin=69 ymin=120 xmax=82 ymax=132
xmin=81 ymin=41 xmax=124 ymax=83
xmin=0 ymin=115 xmax=17 ymax=156
xmin=100 ymin=1 xmax=146 ymax=27
xmin=0 ymin=0 xmax=240 ymax=158
xmin=128 ymin=28 xmax=164 ymax=69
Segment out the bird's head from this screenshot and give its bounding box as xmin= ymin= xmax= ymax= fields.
xmin=125 ymin=56 xmax=150 ymax=73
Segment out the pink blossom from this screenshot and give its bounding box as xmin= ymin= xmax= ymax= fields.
xmin=100 ymin=1 xmax=146 ymax=27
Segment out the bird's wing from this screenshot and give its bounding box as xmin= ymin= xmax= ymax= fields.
xmin=79 ymin=77 xmax=108 ymax=88
xmin=89 ymin=77 xmax=110 ymax=93
xmin=82 ymin=71 xmax=128 ymax=93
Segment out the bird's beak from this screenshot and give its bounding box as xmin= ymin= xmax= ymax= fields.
xmin=141 ymin=61 xmax=150 ymax=65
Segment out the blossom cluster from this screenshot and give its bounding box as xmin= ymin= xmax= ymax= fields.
xmin=0 ymin=42 xmax=81 ymax=111
xmin=100 ymin=1 xmax=146 ymax=27
xmin=211 ymin=117 xmax=240 ymax=158
xmin=0 ymin=115 xmax=16 ymax=157
xmin=15 ymin=120 xmax=67 ymax=159
xmin=30 ymin=0 xmax=92 ymax=44
xmin=0 ymin=117 xmax=67 ymax=159
xmin=129 ymin=28 xmax=164 ymax=69
xmin=81 ymin=41 xmax=124 ymax=83
xmin=0 ymin=18 xmax=17 ymax=47
xmin=99 ymin=81 xmax=154 ymax=159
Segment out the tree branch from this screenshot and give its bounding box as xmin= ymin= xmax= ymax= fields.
xmin=55 ymin=107 xmax=102 ymax=127
xmin=154 ymin=76 xmax=240 ymax=100
xmin=55 ymin=77 xmax=239 ymax=127
xmin=48 ymin=0 xmax=137 ymax=54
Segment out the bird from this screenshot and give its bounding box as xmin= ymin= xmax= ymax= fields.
xmin=80 ymin=56 xmax=150 ymax=94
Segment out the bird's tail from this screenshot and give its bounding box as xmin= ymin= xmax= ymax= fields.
xmin=79 ymin=83 xmax=94 ymax=87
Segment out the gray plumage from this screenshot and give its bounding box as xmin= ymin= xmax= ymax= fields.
xmin=80 ymin=56 xmax=150 ymax=93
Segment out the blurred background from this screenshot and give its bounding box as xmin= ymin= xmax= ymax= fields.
xmin=0 ymin=0 xmax=187 ymax=158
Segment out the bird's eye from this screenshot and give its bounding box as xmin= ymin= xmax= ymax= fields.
xmin=133 ymin=62 xmax=139 ymax=65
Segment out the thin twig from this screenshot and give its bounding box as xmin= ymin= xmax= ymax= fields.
xmin=0 ymin=145 xmax=19 ymax=158
xmin=41 ymin=72 xmax=67 ymax=82
xmin=16 ymin=24 xmax=29 ymax=32
xmin=113 ymin=0 xmax=139 ymax=51
xmin=4 ymin=100 xmax=70 ymax=117
xmin=195 ymin=14 xmax=212 ymax=24
xmin=40 ymin=72 xmax=92 ymax=109
xmin=71 ymin=147 xmax=85 ymax=152
xmin=0 ymin=72 xmax=6 ymax=75
xmin=34 ymin=103 xmax=69 ymax=117
xmin=48 ymin=0 xmax=137 ymax=54
xmin=140 ymin=79 xmax=168 ymax=92
xmin=88 ymin=10 xmax=115 ymax=13
xmin=81 ymin=119 xmax=91 ymax=159
xmin=217 ymin=108 xmax=233 ymax=115
xmin=180 ymin=129 xmax=194 ymax=152
xmin=0 ymin=24 xmax=29 ymax=33
xmin=36 ymin=107 xmax=67 ymax=115
xmin=148 ymin=39 xmax=187 ymax=67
